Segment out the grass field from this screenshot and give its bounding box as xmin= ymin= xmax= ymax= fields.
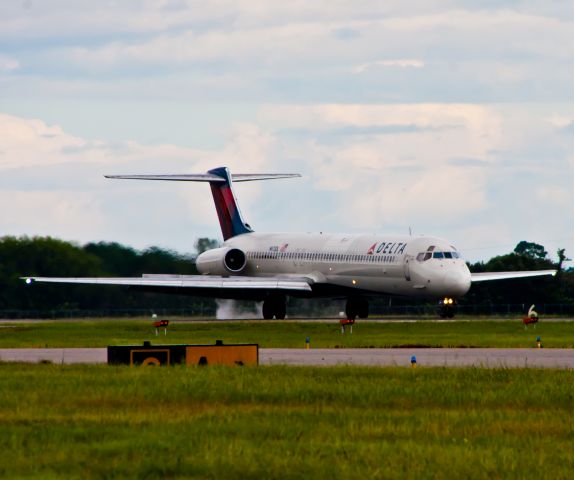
xmin=1 ymin=364 xmax=573 ymax=479
xmin=1 ymin=318 xmax=573 ymax=348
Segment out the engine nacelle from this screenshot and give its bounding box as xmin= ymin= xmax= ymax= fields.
xmin=196 ymin=247 xmax=247 ymax=275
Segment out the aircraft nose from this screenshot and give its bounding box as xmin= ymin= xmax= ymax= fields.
xmin=444 ymin=268 xmax=471 ymax=296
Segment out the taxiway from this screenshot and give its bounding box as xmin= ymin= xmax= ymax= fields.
xmin=1 ymin=347 xmax=574 ymax=368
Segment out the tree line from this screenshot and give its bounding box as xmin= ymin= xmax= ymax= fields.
xmin=463 ymin=240 xmax=574 ymax=307
xmin=0 ymin=236 xmax=213 ymax=312
xmin=0 ymin=236 xmax=572 ymax=313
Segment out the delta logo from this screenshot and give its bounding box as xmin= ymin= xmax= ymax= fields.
xmin=367 ymin=242 xmax=407 ymax=255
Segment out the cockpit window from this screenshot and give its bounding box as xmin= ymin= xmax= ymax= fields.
xmin=417 ymin=246 xmax=463 ymax=261
xmin=417 ymin=250 xmax=435 ymax=261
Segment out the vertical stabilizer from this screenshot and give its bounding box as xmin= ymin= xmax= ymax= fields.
xmin=207 ymin=167 xmax=253 ymax=240
xmin=105 ymin=166 xmax=300 ymax=241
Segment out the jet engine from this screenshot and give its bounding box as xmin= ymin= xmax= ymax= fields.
xmin=196 ymin=247 xmax=247 ymax=275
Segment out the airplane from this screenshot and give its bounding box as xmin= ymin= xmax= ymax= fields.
xmin=23 ymin=166 xmax=556 ymax=319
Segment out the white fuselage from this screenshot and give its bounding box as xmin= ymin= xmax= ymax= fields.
xmin=224 ymin=232 xmax=472 ymax=298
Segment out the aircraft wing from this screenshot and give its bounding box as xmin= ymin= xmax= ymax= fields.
xmin=471 ymin=270 xmax=557 ymax=282
xmin=22 ymin=274 xmax=312 ymax=292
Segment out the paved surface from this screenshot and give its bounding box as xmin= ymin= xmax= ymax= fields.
xmin=2 ymin=347 xmax=574 ymax=368
xmin=261 ymin=348 xmax=574 ymax=368
xmin=0 ymin=348 xmax=107 ymax=364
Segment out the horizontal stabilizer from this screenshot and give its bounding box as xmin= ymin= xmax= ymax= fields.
xmin=105 ymin=173 xmax=301 ymax=182
xmin=471 ymin=270 xmax=556 ymax=282
xmin=232 ymin=174 xmax=301 ymax=182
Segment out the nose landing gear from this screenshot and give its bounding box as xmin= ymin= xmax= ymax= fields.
xmin=438 ymin=297 xmax=457 ymax=318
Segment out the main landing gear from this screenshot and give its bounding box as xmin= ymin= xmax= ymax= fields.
xmin=262 ymin=294 xmax=286 ymax=320
xmin=345 ymin=296 xmax=369 ymax=320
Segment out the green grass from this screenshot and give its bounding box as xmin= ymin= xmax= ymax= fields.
xmin=1 ymin=318 xmax=573 ymax=348
xmin=1 ymin=364 xmax=573 ymax=479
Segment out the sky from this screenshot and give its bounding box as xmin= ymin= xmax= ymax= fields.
xmin=1 ymin=0 xmax=574 ymax=262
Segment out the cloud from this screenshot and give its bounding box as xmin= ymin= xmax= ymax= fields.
xmin=353 ymin=59 xmax=424 ymax=74
xmin=0 ymin=190 xmax=106 ymax=241
xmin=535 ymin=186 xmax=572 ymax=204
xmin=255 ymin=103 xmax=503 ymax=232
xmin=2 ymin=101 xmax=574 ymax=260
xmin=3 ymin=3 xmax=574 ymax=106
xmin=0 ymin=54 xmax=19 ymax=72
xmin=0 ymin=113 xmax=279 ymax=248
xmin=447 ymin=158 xmax=489 ymax=167
xmin=2 ymin=1 xmax=574 ymax=260
xmin=0 ymin=113 xmax=202 ymax=172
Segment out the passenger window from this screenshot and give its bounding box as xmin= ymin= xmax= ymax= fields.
xmin=433 ymin=252 xmax=444 ymax=259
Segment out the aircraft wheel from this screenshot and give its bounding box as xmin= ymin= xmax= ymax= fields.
xmin=275 ymin=301 xmax=286 ymax=320
xmin=262 ymin=295 xmax=287 ymax=320
xmin=347 ymin=296 xmax=368 ymax=320
xmin=358 ymin=298 xmax=369 ymax=319
xmin=262 ymin=300 xmax=274 ymax=319
xmin=438 ymin=305 xmax=456 ymax=319
xmin=345 ymin=297 xmax=358 ymax=320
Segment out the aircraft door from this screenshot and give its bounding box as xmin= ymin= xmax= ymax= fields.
xmin=294 ymin=250 xmax=304 ymax=268
xmin=403 ymin=255 xmax=412 ymax=282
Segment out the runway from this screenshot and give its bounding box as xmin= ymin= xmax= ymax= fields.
xmin=2 ymin=347 xmax=574 ymax=368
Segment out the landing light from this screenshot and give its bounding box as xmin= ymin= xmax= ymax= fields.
xmin=352 ymin=279 xmax=357 ymax=285
xmin=26 ymin=278 xmax=32 ymax=285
